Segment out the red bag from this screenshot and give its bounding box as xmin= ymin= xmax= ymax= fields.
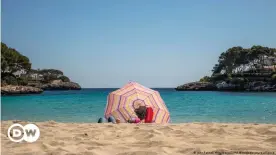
xmin=145 ymin=107 xmax=153 ymax=123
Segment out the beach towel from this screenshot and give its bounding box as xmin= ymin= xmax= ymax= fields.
xmin=128 ymin=117 xmax=141 ymax=123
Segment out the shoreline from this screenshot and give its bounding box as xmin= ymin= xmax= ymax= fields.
xmin=2 ymin=120 xmax=276 ymax=155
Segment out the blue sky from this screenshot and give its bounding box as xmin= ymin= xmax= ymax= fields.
xmin=2 ymin=0 xmax=276 ymax=88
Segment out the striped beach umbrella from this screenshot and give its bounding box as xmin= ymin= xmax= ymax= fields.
xmin=104 ymin=82 xmax=170 ymax=123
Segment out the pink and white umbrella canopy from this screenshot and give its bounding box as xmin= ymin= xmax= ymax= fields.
xmin=104 ymin=82 xmax=170 ymax=123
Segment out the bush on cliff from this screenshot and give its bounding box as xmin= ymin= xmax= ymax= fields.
xmin=1 ymin=42 xmax=32 ymax=85
xmin=1 ymin=43 xmax=31 ymax=75
xmin=272 ymin=74 xmax=276 ymax=84
xmin=42 ymin=74 xmax=58 ymax=83
xmin=1 ymin=74 xmax=18 ymax=85
xmin=17 ymin=77 xmax=29 ymax=86
xmin=211 ymin=74 xmax=228 ymax=82
xmin=37 ymin=69 xmax=63 ymax=76
xmin=59 ymin=76 xmax=70 ymax=82
xmin=199 ymin=76 xmax=211 ymax=82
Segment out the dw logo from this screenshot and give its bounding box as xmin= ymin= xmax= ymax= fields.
xmin=8 ymin=123 xmax=40 ymax=143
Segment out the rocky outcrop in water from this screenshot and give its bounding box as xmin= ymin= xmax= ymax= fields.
xmin=1 ymin=81 xmax=81 ymax=95
xmin=39 ymin=80 xmax=81 ymax=90
xmin=1 ymin=85 xmax=43 ymax=95
xmin=175 ymin=82 xmax=217 ymax=91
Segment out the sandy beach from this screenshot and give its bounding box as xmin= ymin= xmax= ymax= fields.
xmin=1 ymin=121 xmax=276 ymax=155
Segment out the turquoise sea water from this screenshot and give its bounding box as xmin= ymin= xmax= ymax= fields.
xmin=1 ymin=89 xmax=276 ymax=123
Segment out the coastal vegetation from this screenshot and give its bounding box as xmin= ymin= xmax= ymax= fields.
xmin=177 ymin=45 xmax=276 ymax=91
xmin=1 ymin=42 xmax=81 ymax=95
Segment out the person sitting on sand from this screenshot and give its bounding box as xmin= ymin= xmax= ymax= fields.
xmin=98 ymin=116 xmax=120 ymax=124
xmin=128 ymin=106 xmax=153 ymax=123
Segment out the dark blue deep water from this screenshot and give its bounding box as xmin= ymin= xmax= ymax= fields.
xmin=2 ymin=89 xmax=276 ymax=123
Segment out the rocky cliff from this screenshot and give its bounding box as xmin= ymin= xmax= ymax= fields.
xmin=39 ymin=80 xmax=81 ymax=90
